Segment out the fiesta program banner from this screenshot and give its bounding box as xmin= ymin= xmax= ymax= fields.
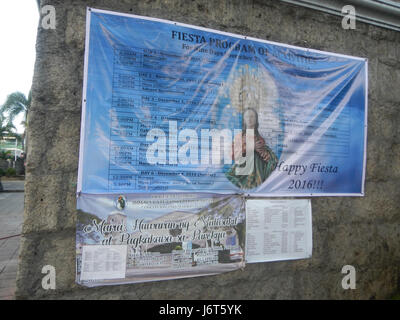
xmin=77 ymin=8 xmax=368 ymax=196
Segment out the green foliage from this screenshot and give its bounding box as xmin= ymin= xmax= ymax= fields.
xmin=0 ymin=168 xmax=4 ymax=176
xmin=77 ymin=209 xmax=102 ymax=226
xmin=389 ymin=291 xmax=400 ymax=300
xmin=148 ymin=242 xmax=192 ymax=254
xmin=1 ymin=91 xmax=31 ymax=125
xmin=0 ymin=150 xmax=12 ymax=160
xmin=0 ymin=113 xmax=16 ymax=139
xmin=1 ymin=90 xmax=30 ymax=152
xmin=5 ymin=167 xmax=16 ymax=177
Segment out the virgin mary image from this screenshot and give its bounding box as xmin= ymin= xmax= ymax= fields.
xmin=224 ymin=65 xmax=279 ymax=190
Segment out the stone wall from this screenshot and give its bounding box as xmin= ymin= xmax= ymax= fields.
xmin=16 ymin=0 xmax=400 ymax=299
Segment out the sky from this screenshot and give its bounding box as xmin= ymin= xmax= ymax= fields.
xmin=0 ymin=1 xmax=39 ymax=133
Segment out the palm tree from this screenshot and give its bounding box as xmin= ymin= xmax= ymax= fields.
xmin=0 ymin=113 xmax=16 ymax=191
xmin=1 ymin=91 xmax=31 ymax=151
xmin=0 ymin=112 xmax=16 ymax=139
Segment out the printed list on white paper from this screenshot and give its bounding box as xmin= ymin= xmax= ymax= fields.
xmin=80 ymin=245 xmax=127 ymax=281
xmin=245 ymin=199 xmax=312 ymax=263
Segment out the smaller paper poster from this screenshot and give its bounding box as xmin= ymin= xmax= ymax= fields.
xmin=76 ymin=193 xmax=246 ymax=287
xmin=245 ymin=199 xmax=312 ymax=263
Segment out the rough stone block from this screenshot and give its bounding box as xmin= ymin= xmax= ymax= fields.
xmin=23 ymin=173 xmax=77 ymax=234
xmin=16 ymin=230 xmax=76 ymax=299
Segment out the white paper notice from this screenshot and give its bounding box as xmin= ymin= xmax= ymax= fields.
xmin=245 ymin=199 xmax=312 ymax=263
xmin=80 ymin=245 xmax=127 ymax=281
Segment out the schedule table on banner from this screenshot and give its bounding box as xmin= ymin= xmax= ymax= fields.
xmin=78 ymin=8 xmax=367 ymax=197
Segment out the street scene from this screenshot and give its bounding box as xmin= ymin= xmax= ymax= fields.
xmin=0 ymin=181 xmax=24 ymax=300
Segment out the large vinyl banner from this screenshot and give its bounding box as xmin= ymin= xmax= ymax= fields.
xmin=78 ymin=8 xmax=367 ymax=196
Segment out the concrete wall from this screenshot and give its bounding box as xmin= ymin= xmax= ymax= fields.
xmin=16 ymin=0 xmax=400 ymax=299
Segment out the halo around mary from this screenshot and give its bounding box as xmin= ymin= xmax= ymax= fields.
xmin=220 ymin=64 xmax=283 ymax=159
